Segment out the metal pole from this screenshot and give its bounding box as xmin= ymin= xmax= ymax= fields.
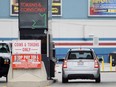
xmin=110 ymin=55 xmax=112 ymax=71
xmin=102 ymin=56 xmax=104 ymax=71
xmin=47 ymin=31 xmax=49 ymax=57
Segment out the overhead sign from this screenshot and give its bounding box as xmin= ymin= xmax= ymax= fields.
xmin=10 ymin=0 xmax=61 ymax=17
xmin=52 ymin=0 xmax=62 ymax=16
xmin=88 ymin=0 xmax=116 ymax=16
xmin=12 ymin=40 xmax=42 ymax=69
xmin=10 ymin=0 xmax=18 ymax=16
xmin=19 ymin=0 xmax=48 ymax=29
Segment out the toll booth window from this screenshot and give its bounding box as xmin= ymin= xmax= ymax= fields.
xmin=0 ymin=43 xmax=10 ymax=53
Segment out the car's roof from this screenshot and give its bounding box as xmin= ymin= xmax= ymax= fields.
xmin=69 ymin=48 xmax=93 ymax=51
xmin=0 ymin=41 xmax=11 ymax=44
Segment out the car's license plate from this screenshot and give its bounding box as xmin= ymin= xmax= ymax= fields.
xmin=78 ymin=61 xmax=83 ymax=65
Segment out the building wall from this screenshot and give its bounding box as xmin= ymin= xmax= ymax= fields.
xmin=52 ymin=19 xmax=116 ymax=62
xmin=1 ymin=0 xmax=116 ymax=19
xmin=0 ymin=0 xmax=16 ymax=18
xmin=0 ymin=19 xmax=18 ymax=40
xmin=53 ymin=0 xmax=116 ymax=19
xmin=52 ymin=19 xmax=116 ymax=38
xmin=0 ymin=0 xmax=116 ymax=62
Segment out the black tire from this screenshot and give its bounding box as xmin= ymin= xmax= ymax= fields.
xmin=62 ymin=77 xmax=68 ymax=83
xmin=95 ymin=74 xmax=101 ymax=83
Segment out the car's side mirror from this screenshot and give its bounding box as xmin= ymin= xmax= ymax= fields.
xmin=99 ymin=58 xmax=103 ymax=62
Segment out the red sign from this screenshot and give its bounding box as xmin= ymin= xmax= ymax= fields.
xmin=12 ymin=54 xmax=41 ymax=68
xmin=19 ymin=0 xmax=48 ymax=29
xmin=20 ymin=2 xmax=46 ymax=13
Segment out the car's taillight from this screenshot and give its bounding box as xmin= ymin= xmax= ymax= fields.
xmin=94 ymin=59 xmax=99 ymax=68
xmin=4 ymin=59 xmax=10 ymax=64
xmin=63 ymin=60 xmax=67 ymax=68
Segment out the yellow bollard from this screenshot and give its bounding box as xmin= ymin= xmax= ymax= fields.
xmin=110 ymin=55 xmax=112 ymax=71
xmin=101 ymin=56 xmax=104 ymax=71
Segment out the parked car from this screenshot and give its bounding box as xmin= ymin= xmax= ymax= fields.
xmin=61 ymin=48 xmax=102 ymax=83
xmin=0 ymin=42 xmax=11 ymax=82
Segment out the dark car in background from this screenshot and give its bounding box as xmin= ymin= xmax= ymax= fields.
xmin=109 ymin=52 xmax=116 ymax=66
xmin=0 ymin=42 xmax=11 ymax=82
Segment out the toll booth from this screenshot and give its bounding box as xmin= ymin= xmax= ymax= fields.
xmin=18 ymin=0 xmax=56 ymax=79
xmin=19 ymin=29 xmax=56 ymax=79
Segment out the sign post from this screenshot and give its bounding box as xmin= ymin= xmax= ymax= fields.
xmin=18 ymin=0 xmax=56 ymax=80
xmin=88 ymin=0 xmax=116 ymax=17
xmin=12 ymin=40 xmax=41 ymax=69
xmin=19 ymin=0 xmax=48 ymax=29
xmin=52 ymin=0 xmax=62 ymax=16
xmin=8 ymin=40 xmax=47 ymax=83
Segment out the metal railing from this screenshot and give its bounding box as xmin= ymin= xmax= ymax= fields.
xmin=100 ymin=55 xmax=116 ymax=72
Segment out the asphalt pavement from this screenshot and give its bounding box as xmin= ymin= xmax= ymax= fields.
xmin=50 ymin=72 xmax=116 ymax=87
xmin=50 ymin=63 xmax=116 ymax=87
xmin=0 ymin=77 xmax=53 ymax=87
xmin=0 ymin=63 xmax=116 ymax=87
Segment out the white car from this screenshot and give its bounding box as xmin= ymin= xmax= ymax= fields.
xmin=61 ymin=48 xmax=102 ymax=83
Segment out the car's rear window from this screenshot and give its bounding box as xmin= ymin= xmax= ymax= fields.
xmin=0 ymin=43 xmax=10 ymax=53
xmin=68 ymin=51 xmax=93 ymax=59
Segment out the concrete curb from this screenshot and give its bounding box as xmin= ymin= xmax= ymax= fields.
xmin=101 ymin=71 xmax=116 ymax=73
xmin=7 ymin=80 xmax=54 ymax=87
xmin=40 ymin=80 xmax=54 ymax=87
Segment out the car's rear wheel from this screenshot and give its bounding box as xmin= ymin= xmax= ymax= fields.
xmin=95 ymin=74 xmax=101 ymax=83
xmin=62 ymin=77 xmax=68 ymax=83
